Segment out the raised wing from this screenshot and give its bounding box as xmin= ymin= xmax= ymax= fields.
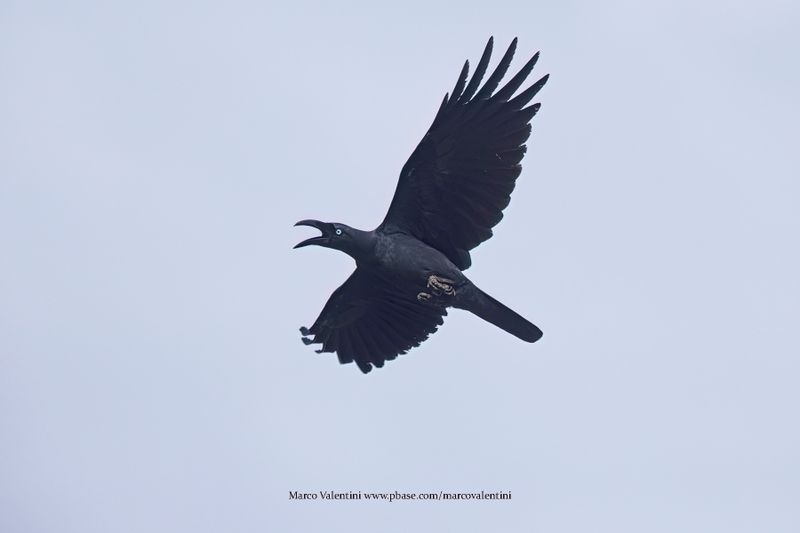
xmin=299 ymin=268 xmax=447 ymax=373
xmin=380 ymin=37 xmax=549 ymax=270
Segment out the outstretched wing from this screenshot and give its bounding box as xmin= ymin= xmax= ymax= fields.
xmin=300 ymin=269 xmax=447 ymax=373
xmin=380 ymin=37 xmax=549 ymax=270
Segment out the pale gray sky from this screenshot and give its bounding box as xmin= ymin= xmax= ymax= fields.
xmin=1 ymin=1 xmax=798 ymax=532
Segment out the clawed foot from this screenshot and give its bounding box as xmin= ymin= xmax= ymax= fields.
xmin=417 ymin=276 xmax=456 ymax=302
xmin=427 ymin=275 xmax=456 ymax=296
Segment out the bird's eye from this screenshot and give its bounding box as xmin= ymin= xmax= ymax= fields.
xmin=335 ymin=229 xmax=343 ymax=236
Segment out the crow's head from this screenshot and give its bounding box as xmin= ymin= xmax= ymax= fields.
xmin=294 ymin=220 xmax=374 ymax=260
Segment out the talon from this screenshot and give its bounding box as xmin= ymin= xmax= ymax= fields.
xmin=427 ymin=275 xmax=456 ymax=296
xmin=417 ymin=292 xmax=432 ymax=302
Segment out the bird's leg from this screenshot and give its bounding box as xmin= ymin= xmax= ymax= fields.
xmin=427 ymin=275 xmax=456 ymax=296
xmin=417 ymin=292 xmax=432 ymax=302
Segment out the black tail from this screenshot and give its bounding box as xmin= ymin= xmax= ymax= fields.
xmin=456 ymin=285 xmax=543 ymax=343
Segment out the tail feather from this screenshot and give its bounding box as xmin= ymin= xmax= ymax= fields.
xmin=457 ymin=285 xmax=542 ymax=343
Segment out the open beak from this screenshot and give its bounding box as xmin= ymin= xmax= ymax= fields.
xmin=293 ymin=219 xmax=332 ymax=249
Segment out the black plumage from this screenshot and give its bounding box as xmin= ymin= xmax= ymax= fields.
xmin=294 ymin=38 xmax=549 ymax=373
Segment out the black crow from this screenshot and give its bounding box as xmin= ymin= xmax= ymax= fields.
xmin=294 ymin=37 xmax=548 ymax=373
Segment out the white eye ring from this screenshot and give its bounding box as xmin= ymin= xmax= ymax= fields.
xmin=335 ymin=228 xmax=342 ymax=236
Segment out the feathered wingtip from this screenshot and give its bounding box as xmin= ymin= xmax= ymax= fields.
xmin=437 ymin=36 xmax=549 ymax=114
xmin=300 ymin=326 xmax=313 ymax=345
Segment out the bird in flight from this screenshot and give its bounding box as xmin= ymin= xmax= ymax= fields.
xmin=294 ymin=37 xmax=548 ymax=373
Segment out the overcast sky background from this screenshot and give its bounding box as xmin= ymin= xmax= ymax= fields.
xmin=1 ymin=1 xmax=799 ymax=532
